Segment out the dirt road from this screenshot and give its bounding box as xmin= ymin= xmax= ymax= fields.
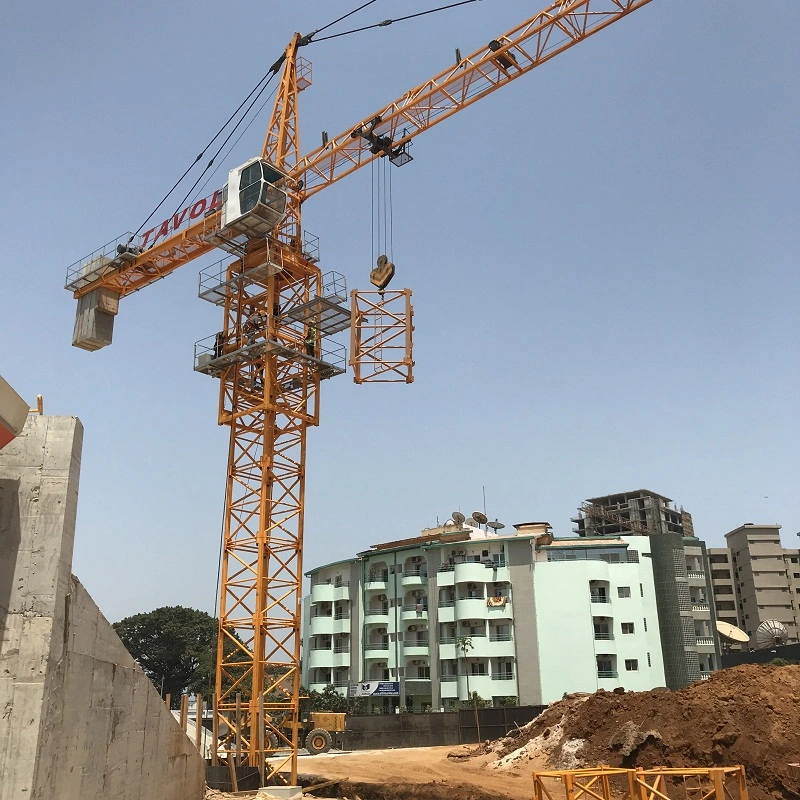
xmin=293 ymin=745 xmax=539 ymax=800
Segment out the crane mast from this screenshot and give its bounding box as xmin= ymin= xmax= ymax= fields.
xmin=64 ymin=0 xmax=655 ymax=787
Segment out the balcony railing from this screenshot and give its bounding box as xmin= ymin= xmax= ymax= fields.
xmin=692 ymin=602 xmax=710 ymax=611
xmin=440 ymin=675 xmax=458 ymax=682
xmin=438 ymin=564 xmax=455 ymax=573
xmin=489 ymin=634 xmax=513 ymax=642
xmin=695 ymin=636 xmax=714 ymax=646
xmin=590 ymin=594 xmax=610 ymax=603
xmin=402 ymin=604 xmax=429 ymax=612
xmin=700 ymin=672 xmax=712 ymax=680
xmin=594 ymin=632 xmax=614 ymax=640
xmin=365 ymin=608 xmax=389 ymax=616
xmin=365 ymin=575 xmax=388 ymax=584
xmin=438 ymin=600 xmax=456 ymax=608
xmin=311 ymin=644 xmax=332 ymax=651
xmin=439 ymin=637 xmax=456 ymax=645
xmin=457 ymin=595 xmax=486 ymax=602
xmin=334 ymin=612 xmax=350 ymax=620
xmin=687 ymin=570 xmax=705 ymax=579
xmin=597 ymin=670 xmax=618 ymax=678
xmin=310 ymin=610 xmax=332 ymax=618
xmin=405 ymin=568 xmax=428 ymax=578
xmin=365 ymin=642 xmax=389 ymax=650
xmin=405 ymin=639 xmax=430 ymax=648
xmin=333 ymin=679 xmax=350 ymax=687
xmin=491 ymin=672 xmax=515 ymax=681
xmin=333 ymin=645 xmax=349 ymax=653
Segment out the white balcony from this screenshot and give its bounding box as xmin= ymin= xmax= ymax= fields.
xmin=364 ymin=608 xmax=390 ymax=623
xmin=402 ymin=605 xmax=429 ymax=622
xmin=364 ymin=642 xmax=391 ymax=658
xmin=454 ymin=562 xmax=489 ymax=585
xmin=402 ymin=570 xmax=428 ymax=587
xmin=404 ymin=640 xmax=430 ymax=658
xmin=455 ymin=598 xmax=489 ymax=620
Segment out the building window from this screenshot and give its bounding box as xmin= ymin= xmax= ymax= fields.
xmin=643 ymin=618 xmax=647 ymax=632
xmin=470 ymin=663 xmax=487 ymax=676
xmin=625 ymin=659 xmax=639 ymax=671
xmin=640 ymin=583 xmax=644 ymax=597
xmin=622 ymin=622 xmax=635 ymax=634
xmin=791 ymin=558 xmax=799 ymax=564
xmin=647 ymin=652 xmax=651 ymax=667
xmin=618 ymin=586 xmax=631 ymax=598
xmin=794 ymin=574 xmax=800 ymax=579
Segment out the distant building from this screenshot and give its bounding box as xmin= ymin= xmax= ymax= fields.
xmin=571 ymin=489 xmax=720 ymax=687
xmin=709 ymin=524 xmax=800 ymax=647
xmin=302 ymin=519 xmax=667 ymax=711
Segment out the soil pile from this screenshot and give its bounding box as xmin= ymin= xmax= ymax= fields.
xmin=482 ymin=664 xmax=800 ymax=800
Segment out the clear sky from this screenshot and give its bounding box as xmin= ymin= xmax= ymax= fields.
xmin=2 ymin=1 xmax=798 ymax=623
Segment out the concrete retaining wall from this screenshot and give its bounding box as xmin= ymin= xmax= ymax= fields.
xmin=0 ymin=415 xmax=204 ymax=800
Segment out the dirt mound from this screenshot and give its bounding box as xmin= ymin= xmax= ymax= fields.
xmin=483 ymin=665 xmax=800 ymax=800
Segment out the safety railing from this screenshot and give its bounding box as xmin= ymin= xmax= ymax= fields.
xmin=532 ymin=766 xmax=748 ymax=800
xmin=65 ymin=232 xmax=142 ymax=291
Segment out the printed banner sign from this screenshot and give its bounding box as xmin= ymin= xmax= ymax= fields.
xmin=349 ymin=681 xmax=400 ymax=698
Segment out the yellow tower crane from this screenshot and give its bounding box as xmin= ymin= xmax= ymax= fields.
xmin=65 ymin=0 xmax=653 ymax=785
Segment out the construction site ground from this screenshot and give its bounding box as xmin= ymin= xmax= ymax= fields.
xmin=209 ymin=664 xmax=800 ymax=800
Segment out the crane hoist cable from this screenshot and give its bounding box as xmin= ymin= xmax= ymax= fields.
xmin=307 ymin=0 xmax=483 ymax=43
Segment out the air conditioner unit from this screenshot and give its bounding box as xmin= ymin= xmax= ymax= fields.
xmin=468 ymin=583 xmax=476 ymax=590
xmin=378 ymin=594 xmax=387 ymax=601
xmin=408 ymin=625 xmax=417 ymax=631
xmin=457 ymin=549 xmax=466 ymax=555
xmin=376 ymin=628 xmax=386 ymax=635
xmin=412 ymin=659 xmax=426 ymax=666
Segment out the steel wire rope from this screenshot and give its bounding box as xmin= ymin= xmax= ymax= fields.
xmin=305 ymin=0 xmax=482 ymax=43
xmin=188 ymin=83 xmax=281 ymax=207
xmin=129 ymin=68 xmax=281 ymax=242
xmin=164 ymin=70 xmax=281 ymax=226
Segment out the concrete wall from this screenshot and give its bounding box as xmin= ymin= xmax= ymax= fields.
xmin=0 ymin=415 xmax=204 ymax=800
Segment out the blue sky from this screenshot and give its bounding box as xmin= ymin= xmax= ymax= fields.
xmin=2 ymin=1 xmax=798 ymax=623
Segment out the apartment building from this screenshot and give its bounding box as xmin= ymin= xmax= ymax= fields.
xmin=709 ymin=524 xmax=800 ymax=647
xmin=302 ymin=520 xmax=667 ymax=711
xmin=572 ymin=489 xmax=720 ymax=687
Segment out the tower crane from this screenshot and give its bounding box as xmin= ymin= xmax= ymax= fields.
xmin=65 ymin=0 xmax=652 ymax=785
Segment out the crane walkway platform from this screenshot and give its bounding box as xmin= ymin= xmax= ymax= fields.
xmin=194 ymin=337 xmax=345 ymax=382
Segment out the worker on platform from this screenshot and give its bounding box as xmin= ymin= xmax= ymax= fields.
xmin=243 ymin=307 xmax=265 ymax=345
xmin=213 ymin=332 xmax=224 ymax=359
xmin=304 ymin=325 xmax=317 ymax=357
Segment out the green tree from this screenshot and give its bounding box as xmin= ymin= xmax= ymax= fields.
xmin=113 ymin=606 xmax=220 ymax=706
xmin=306 ymin=684 xmax=348 ymax=712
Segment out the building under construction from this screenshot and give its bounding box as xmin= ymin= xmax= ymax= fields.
xmin=573 ymin=489 xmax=720 ymax=687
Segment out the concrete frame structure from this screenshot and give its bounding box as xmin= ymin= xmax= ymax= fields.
xmin=0 ymin=415 xmax=204 ymax=800
xmin=709 ymin=524 xmax=800 ymax=648
xmin=572 ymin=489 xmax=721 ymax=687
xmin=302 ymin=521 xmax=669 ymax=710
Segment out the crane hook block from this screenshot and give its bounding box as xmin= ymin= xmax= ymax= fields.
xmin=370 ymin=255 xmax=395 ymax=291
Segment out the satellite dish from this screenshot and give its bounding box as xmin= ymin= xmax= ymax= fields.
xmin=755 ymin=619 xmax=789 ymax=650
xmin=472 ymin=511 xmax=488 ymax=525
xmin=443 ymin=519 xmax=455 ymax=527
xmin=487 ymin=519 xmax=505 ymax=532
xmin=716 ymin=620 xmax=749 ymax=644
xmin=465 ymin=518 xmax=478 ymax=527
xmin=452 ymin=511 xmax=466 ymax=525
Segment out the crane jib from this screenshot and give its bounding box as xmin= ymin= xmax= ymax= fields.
xmin=140 ymin=189 xmax=222 ymax=249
